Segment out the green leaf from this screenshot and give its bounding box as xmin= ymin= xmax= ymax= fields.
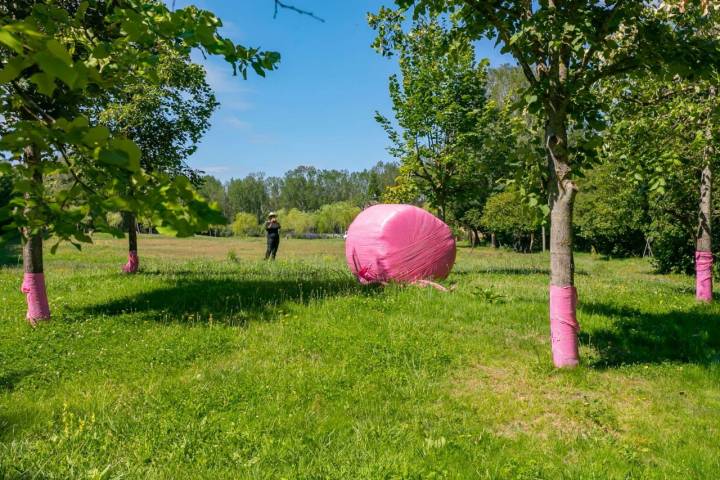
xmin=98 ymin=139 xmax=141 ymax=171
xmin=0 ymin=29 xmax=23 ymax=53
xmin=29 ymin=72 xmax=56 ymax=96
xmin=83 ymin=126 xmax=110 ymax=146
xmin=45 ymin=39 xmax=73 ymax=65
xmin=0 ymin=56 xmax=28 ymax=83
xmin=34 ymin=51 xmax=77 ymax=87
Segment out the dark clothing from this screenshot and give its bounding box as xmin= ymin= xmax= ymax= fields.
xmin=265 ymin=221 xmax=280 ymax=260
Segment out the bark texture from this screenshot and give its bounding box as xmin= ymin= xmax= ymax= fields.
xmin=22 ymin=145 xmax=43 ymax=274
xmin=546 ymin=112 xmax=576 ymax=287
xmin=697 ymin=166 xmax=712 ymax=253
xmin=124 ymin=211 xmax=138 ymax=252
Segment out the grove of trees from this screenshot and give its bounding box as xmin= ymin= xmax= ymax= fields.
xmin=374 ymin=0 xmax=720 ymax=367
xmin=0 ymin=0 xmax=279 ymax=322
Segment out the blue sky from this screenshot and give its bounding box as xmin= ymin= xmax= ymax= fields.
xmin=172 ymin=1 xmax=512 ymax=181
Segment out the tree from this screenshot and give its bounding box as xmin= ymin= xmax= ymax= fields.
xmin=600 ymin=5 xmax=720 ymax=300
xmin=375 ymin=0 xmax=720 ymax=366
xmin=316 ymin=202 xmax=361 ymax=234
xmin=372 ymin=17 xmax=500 ymax=222
xmin=481 ymin=190 xmax=541 ymax=253
xmin=602 ymin=71 xmax=720 ymax=282
xmin=574 ymin=161 xmax=649 ymax=257
xmin=227 ymin=173 xmax=270 ymax=223
xmin=284 ymin=208 xmax=316 ymax=234
xmin=0 ymin=1 xmax=279 ymax=323
xmin=98 ymin=46 xmax=219 ymax=273
xmin=232 ymin=212 xmax=260 ymax=237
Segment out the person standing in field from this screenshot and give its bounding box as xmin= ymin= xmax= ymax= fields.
xmin=265 ymin=212 xmax=281 ymax=260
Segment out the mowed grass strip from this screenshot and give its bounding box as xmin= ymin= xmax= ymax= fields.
xmin=0 ymin=235 xmax=718 ymax=479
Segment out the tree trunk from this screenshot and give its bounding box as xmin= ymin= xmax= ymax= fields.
xmin=541 ymin=225 xmax=546 ymax=253
xmin=546 ymin=110 xmax=580 ymax=368
xmin=490 ymin=232 xmax=497 ymax=249
xmin=530 ymin=232 xmax=535 ymax=253
xmin=21 ymin=145 xmax=50 ymax=324
xmin=696 ymin=165 xmax=713 ymax=302
xmin=122 ymin=211 xmax=139 ymax=273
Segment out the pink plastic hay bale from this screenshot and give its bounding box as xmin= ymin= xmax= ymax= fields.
xmin=345 ymin=204 xmax=456 ymax=284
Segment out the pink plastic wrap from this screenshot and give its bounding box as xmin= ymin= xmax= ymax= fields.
xmin=696 ymin=251 xmax=713 ymax=302
xmin=345 ymin=204 xmax=456 ymax=284
xmin=21 ymin=272 xmax=50 ymax=325
xmin=122 ymin=250 xmax=139 ymax=274
xmin=549 ymin=285 xmax=579 ymax=368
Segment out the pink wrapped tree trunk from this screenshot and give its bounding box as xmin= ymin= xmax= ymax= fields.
xmin=696 ymin=166 xmax=712 ymax=302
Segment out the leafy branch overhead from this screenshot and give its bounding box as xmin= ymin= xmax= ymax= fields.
xmin=0 ymin=1 xmax=280 ymax=245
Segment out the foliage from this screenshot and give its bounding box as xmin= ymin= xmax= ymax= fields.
xmin=227 ymin=173 xmax=269 ymax=224
xmin=574 ymin=161 xmax=649 ymax=256
xmin=284 ymin=208 xmax=316 ymax=234
xmin=481 ymin=190 xmax=541 ymax=252
xmin=375 ymin=0 xmax=720 ymax=294
xmin=231 ymin=212 xmax=260 ymax=237
xmin=97 ymin=47 xmax=217 ymax=184
xmin=372 ymin=16 xmax=512 ymax=222
xmin=0 ymin=0 xmax=279 ymax=247
xmin=315 ymin=201 xmax=360 ymax=234
xmin=198 ymin=162 xmax=398 ymax=227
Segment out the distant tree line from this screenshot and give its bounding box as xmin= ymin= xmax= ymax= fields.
xmin=197 ymin=162 xmax=398 ymax=236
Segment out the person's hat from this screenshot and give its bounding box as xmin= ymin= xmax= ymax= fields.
xmin=268 ymin=212 xmax=277 ymax=218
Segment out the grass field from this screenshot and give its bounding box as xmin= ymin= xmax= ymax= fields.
xmin=0 ymin=234 xmax=719 ymax=479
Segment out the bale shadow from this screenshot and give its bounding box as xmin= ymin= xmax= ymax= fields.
xmin=81 ymin=275 xmax=380 ymax=326
xmin=579 ymin=301 xmax=720 ymax=367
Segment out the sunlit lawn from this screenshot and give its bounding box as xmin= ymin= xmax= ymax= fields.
xmin=0 ymin=234 xmax=718 ymax=478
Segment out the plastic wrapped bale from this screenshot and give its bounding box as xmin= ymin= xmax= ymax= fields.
xmin=345 ymin=204 xmax=456 ymax=284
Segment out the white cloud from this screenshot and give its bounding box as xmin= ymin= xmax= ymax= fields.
xmin=225 ymin=116 xmax=252 ymax=130
xmin=202 ymin=165 xmax=231 ymax=175
xmin=223 ymin=116 xmax=276 ymax=145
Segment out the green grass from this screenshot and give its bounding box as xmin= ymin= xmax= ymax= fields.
xmin=0 ymin=234 xmax=719 ymax=479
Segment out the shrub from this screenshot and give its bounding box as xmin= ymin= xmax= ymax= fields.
xmin=284 ymin=208 xmax=316 ymax=234
xmin=481 ymin=190 xmax=540 ymax=252
xmin=232 ymin=212 xmax=260 ymax=237
xmin=574 ymin=162 xmax=648 ymax=257
xmin=316 ymin=202 xmax=361 ymax=234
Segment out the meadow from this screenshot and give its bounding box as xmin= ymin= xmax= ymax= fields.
xmin=0 ymin=235 xmax=718 ymax=479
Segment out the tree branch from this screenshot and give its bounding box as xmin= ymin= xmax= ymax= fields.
xmin=274 ymin=0 xmax=325 ymax=23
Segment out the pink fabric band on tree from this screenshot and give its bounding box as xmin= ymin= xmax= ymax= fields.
xmin=21 ymin=272 xmax=50 ymax=325
xmin=696 ymin=251 xmax=713 ymax=302
xmin=549 ymin=285 xmax=579 ymax=368
xmin=122 ymin=250 xmax=139 ymax=273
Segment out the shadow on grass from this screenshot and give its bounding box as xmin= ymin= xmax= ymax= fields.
xmin=0 ymin=369 xmax=35 ymax=392
xmin=81 ymin=275 xmax=379 ymax=326
xmin=579 ymin=301 xmax=720 ymax=367
xmin=452 ymin=267 xmax=588 ymax=276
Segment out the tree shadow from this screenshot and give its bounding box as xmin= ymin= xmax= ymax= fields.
xmin=452 ymin=267 xmax=588 ymax=276
xmin=80 ymin=275 xmax=380 ymax=326
xmin=579 ymin=301 xmax=720 ymax=367
xmin=0 ymin=369 xmax=34 ymax=392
